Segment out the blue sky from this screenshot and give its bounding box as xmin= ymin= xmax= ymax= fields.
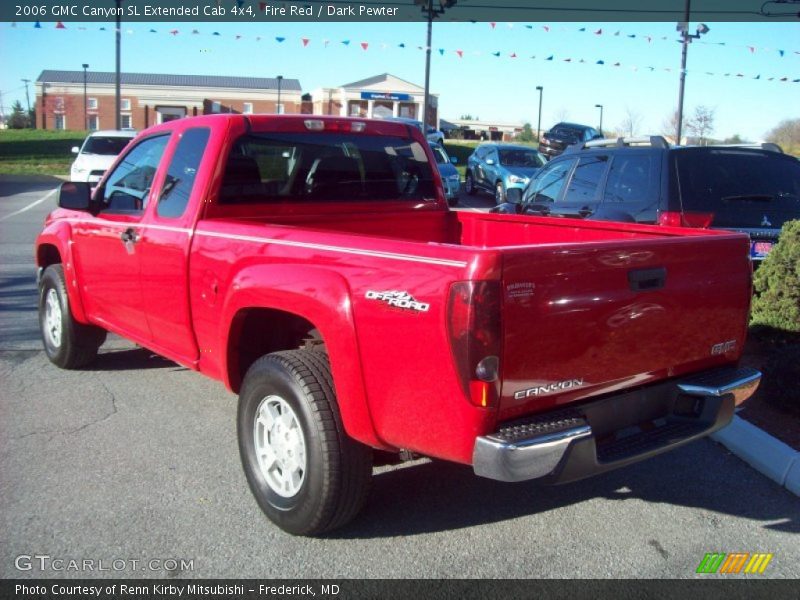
xmin=1 ymin=20 xmax=798 ymax=140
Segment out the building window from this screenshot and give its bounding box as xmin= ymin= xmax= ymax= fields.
xmin=243 ymin=102 xmax=253 ymax=114
xmin=87 ymin=97 xmax=98 ymax=110
xmin=276 ymin=103 xmax=284 ymax=115
xmin=87 ymin=115 xmax=99 ymax=131
xmin=54 ymin=114 xmax=65 ymax=130
xmin=54 ymin=97 xmax=65 ymax=112
xmin=211 ymin=101 xmax=221 ymax=113
xmin=120 ymin=114 xmax=132 ymax=129
xmin=120 ymin=98 xmax=131 ymax=111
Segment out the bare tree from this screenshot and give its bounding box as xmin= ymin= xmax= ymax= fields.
xmin=617 ymin=106 xmax=643 ymax=137
xmin=554 ymin=107 xmax=570 ymax=123
xmin=661 ymin=108 xmax=680 ymax=141
xmin=685 ymin=105 xmax=716 ymax=145
xmin=766 ymin=118 xmax=800 ymax=153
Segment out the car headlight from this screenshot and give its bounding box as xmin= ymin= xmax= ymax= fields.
xmin=507 ymin=175 xmax=528 ymax=184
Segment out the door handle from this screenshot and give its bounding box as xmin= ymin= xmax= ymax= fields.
xmin=628 ymin=267 xmax=666 ymax=292
xmin=120 ymin=227 xmax=140 ymax=244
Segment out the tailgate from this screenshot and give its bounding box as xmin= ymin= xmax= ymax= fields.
xmin=498 ymin=233 xmax=751 ymax=420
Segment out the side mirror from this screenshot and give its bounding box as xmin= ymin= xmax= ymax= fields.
xmin=71 ymin=146 xmax=80 ymax=154
xmin=449 ymin=156 xmax=458 ymax=164
xmin=489 ymin=202 xmax=523 ymax=215
xmin=58 ymin=181 xmax=92 ymax=211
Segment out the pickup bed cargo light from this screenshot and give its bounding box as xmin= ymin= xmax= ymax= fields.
xmin=303 ymin=119 xmax=367 ymax=133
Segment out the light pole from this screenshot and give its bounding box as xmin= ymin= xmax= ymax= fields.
xmin=21 ymin=78 xmax=32 ymax=128
xmin=276 ymin=75 xmax=283 ymax=114
xmin=82 ymin=63 xmax=89 ymax=130
xmin=675 ymin=0 xmax=709 ymax=144
xmin=416 ymin=0 xmax=457 ymax=129
xmin=535 ymin=86 xmax=543 ymax=141
xmin=594 ymin=104 xmax=604 ymax=134
xmin=115 ymin=0 xmax=122 ymax=129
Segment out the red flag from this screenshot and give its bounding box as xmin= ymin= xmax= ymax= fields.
xmin=542 ymin=26 xmax=550 ymax=32
xmin=748 ymin=46 xmax=755 ymax=53
xmin=456 ymin=49 xmax=463 ymax=58
xmin=360 ymin=42 xmax=368 ymax=50
xmin=302 ymin=38 xmax=309 ymax=46
xmin=594 ymin=28 xmax=602 ymax=35
xmin=490 ymin=22 xmax=496 ymax=29
xmin=510 ymin=52 xmax=517 ymax=58
xmin=170 ymin=29 xmax=179 ymax=35
xmin=55 ymin=21 xmax=65 ymax=29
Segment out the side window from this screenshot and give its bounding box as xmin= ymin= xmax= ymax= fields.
xmin=100 ymin=135 xmax=170 ymax=213
xmin=474 ymin=147 xmax=487 ymax=161
xmin=562 ymin=156 xmax=608 ymax=204
xmin=157 ymin=128 xmax=211 ymax=218
xmin=603 ymin=154 xmax=655 ymax=205
xmin=523 ymin=158 xmax=576 ymax=204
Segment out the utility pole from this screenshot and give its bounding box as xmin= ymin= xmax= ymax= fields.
xmin=417 ymin=0 xmax=456 ymax=129
xmin=82 ymin=63 xmax=89 ymax=130
xmin=595 ymin=104 xmax=604 ymax=133
xmin=0 ymin=90 xmax=5 ymax=129
xmin=115 ymin=0 xmax=122 ymax=129
xmin=675 ymin=0 xmax=709 ymax=144
xmin=21 ymin=79 xmax=32 ymax=128
xmin=535 ymin=86 xmax=543 ymax=141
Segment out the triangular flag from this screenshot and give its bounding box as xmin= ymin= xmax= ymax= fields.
xmin=563 ymin=58 xmax=572 ymax=62
xmin=579 ymin=59 xmax=585 ymax=63
xmin=438 ymin=48 xmax=444 ymax=55
xmin=578 ymin=27 xmax=586 ymax=32
xmin=99 ymin=26 xmax=106 ymax=31
xmin=542 ymin=26 xmax=550 ymax=32
xmin=256 ymin=36 xmax=262 ymax=41
xmin=613 ymin=62 xmax=621 ymax=66
xmin=596 ymin=60 xmax=605 ymax=64
xmin=398 ymin=43 xmax=405 ymax=48
xmin=627 ymin=34 xmax=636 ymax=38
xmin=34 ymin=21 xmax=42 ymax=28
xmin=546 ymin=55 xmax=554 ymax=60
xmin=149 ymin=29 xmax=157 ymax=33
xmin=793 ymin=79 xmax=800 ymax=83
xmin=192 ymin=29 xmax=199 ymax=34
xmin=237 ymin=0 xmax=244 ymax=6
xmin=525 ymin=25 xmax=533 ymax=29
xmin=302 ymin=38 xmax=309 ymax=46
xmin=780 ymin=77 xmax=788 ymax=81
xmin=510 ymin=52 xmax=517 ymax=58
xmin=55 ymin=21 xmax=65 ymax=29
xmin=213 ymin=32 xmax=220 ymax=36
xmin=169 ymin=29 xmax=179 ymax=35
xmin=456 ymin=50 xmax=463 ymax=58
xmin=235 ymin=35 xmax=242 ymax=40
xmin=492 ymin=51 xmax=501 ymax=57
xmin=754 ymin=74 xmax=761 ymax=79
xmin=748 ymin=46 xmax=755 ymax=53
xmin=490 ymin=22 xmax=496 ymax=29
xmin=11 ymin=21 xmax=16 ymax=27
xmin=594 ymin=28 xmax=602 ymax=35
xmin=645 ymin=36 xmax=652 ymax=43
xmin=276 ymin=37 xmax=286 ymax=42
xmin=614 ymin=31 xmax=620 ymax=36
xmin=360 ymin=42 xmax=368 ymax=50
xmin=779 ymin=50 xmax=785 ymax=57
xmin=341 ymin=40 xmax=350 ymax=45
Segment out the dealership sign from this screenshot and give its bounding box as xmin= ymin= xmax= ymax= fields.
xmin=360 ymin=92 xmax=413 ymax=101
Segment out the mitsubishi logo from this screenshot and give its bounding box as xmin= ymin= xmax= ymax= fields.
xmin=761 ymin=215 xmax=772 ymax=227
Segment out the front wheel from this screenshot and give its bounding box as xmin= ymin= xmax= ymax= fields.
xmin=238 ymin=350 xmax=373 ymax=536
xmin=38 ymin=264 xmax=106 ymax=369
xmin=465 ymin=171 xmax=477 ymax=196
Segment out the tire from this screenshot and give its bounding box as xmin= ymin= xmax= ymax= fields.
xmin=495 ymin=181 xmax=505 ymax=205
xmin=38 ymin=264 xmax=106 ymax=369
xmin=237 ymin=350 xmax=373 ymax=536
xmin=465 ymin=171 xmax=477 ymax=196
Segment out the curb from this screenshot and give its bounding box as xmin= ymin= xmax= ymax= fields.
xmin=711 ymin=415 xmax=800 ymax=497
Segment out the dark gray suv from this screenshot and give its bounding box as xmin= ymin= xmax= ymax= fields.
xmin=493 ymin=136 xmax=800 ymax=262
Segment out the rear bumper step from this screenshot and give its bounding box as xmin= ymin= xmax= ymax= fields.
xmin=473 ymin=366 xmax=760 ymax=483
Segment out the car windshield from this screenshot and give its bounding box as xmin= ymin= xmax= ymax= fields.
xmin=81 ymin=136 xmax=132 ymax=155
xmin=219 ymin=132 xmax=437 ymax=204
xmin=498 ymin=149 xmax=544 ymax=168
xmin=431 ymin=146 xmax=449 ymax=165
xmin=676 ymin=149 xmax=800 ymax=229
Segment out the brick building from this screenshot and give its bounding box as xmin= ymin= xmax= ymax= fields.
xmin=35 ymin=70 xmax=303 ymax=131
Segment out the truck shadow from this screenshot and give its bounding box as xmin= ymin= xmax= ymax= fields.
xmin=90 ymin=347 xmax=186 ymax=372
xmin=331 ymin=442 xmax=799 ymax=539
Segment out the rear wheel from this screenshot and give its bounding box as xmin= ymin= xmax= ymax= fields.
xmin=38 ymin=264 xmax=106 ymax=369
xmin=465 ymin=171 xmax=477 ymax=196
xmin=237 ymin=350 xmax=373 ymax=536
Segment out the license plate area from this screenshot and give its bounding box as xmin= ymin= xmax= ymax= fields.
xmin=750 ymin=240 xmax=774 ymax=259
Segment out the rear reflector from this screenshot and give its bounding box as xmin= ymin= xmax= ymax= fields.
xmin=658 ymin=211 xmax=715 ymax=228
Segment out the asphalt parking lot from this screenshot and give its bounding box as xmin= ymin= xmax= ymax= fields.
xmin=1 ymin=178 xmax=798 ymax=579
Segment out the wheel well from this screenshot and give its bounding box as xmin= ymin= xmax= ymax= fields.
xmin=227 ymin=308 xmax=321 ymax=393
xmin=37 ymin=244 xmax=62 ymax=268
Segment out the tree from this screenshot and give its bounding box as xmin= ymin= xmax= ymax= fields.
xmin=618 ymin=106 xmax=643 ymax=137
xmin=554 ymin=108 xmax=570 ymax=123
xmin=765 ymin=118 xmax=800 ymax=154
xmin=685 ymin=105 xmax=716 ymax=145
xmin=8 ymin=100 xmax=29 ymax=129
xmin=517 ymin=122 xmax=535 ymax=142
xmin=661 ymin=108 xmax=680 ymax=141
xmin=722 ymin=134 xmax=746 ymax=144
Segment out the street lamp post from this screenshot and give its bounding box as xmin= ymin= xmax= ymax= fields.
xmin=276 ymin=75 xmax=283 ymax=114
xmin=675 ymin=0 xmax=709 ymax=144
xmin=535 ymin=86 xmax=543 ymax=141
xmin=115 ymin=0 xmax=122 ymax=129
xmin=21 ymin=78 xmax=32 ymax=128
xmin=82 ymin=63 xmax=89 ymax=130
xmin=594 ymin=104 xmax=604 ymax=134
xmin=416 ymin=0 xmax=457 ymax=129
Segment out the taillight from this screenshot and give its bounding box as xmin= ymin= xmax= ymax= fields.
xmin=303 ymin=119 xmax=366 ymax=133
xmin=447 ymin=281 xmax=502 ymax=408
xmin=657 ymin=211 xmax=714 ymax=228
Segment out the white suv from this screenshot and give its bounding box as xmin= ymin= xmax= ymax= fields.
xmin=70 ymin=130 xmax=137 ymax=184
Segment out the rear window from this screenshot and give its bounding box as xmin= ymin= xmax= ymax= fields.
xmin=498 ymin=148 xmax=544 ymax=168
xmin=676 ymin=150 xmax=800 ymax=228
xmin=550 ymin=127 xmax=584 ymax=142
xmin=82 ymin=136 xmax=132 ymax=155
xmin=219 ymin=133 xmax=436 ymax=203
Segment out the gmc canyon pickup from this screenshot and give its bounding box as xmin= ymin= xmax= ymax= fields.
xmin=36 ymin=114 xmax=760 ymax=535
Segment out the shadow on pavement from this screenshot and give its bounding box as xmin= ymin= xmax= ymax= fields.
xmin=89 ymin=347 xmax=187 ymax=372
xmin=330 ymin=444 xmax=799 ymax=539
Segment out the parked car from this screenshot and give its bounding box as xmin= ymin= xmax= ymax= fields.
xmin=464 ymin=143 xmax=546 ymax=204
xmin=538 ymin=122 xmax=602 ymax=158
xmin=430 ymin=142 xmax=460 ymax=205
xmin=383 ymin=116 xmax=444 ymax=145
xmin=70 ymin=130 xmax=137 ymax=184
xmin=492 ymin=136 xmax=800 ymax=262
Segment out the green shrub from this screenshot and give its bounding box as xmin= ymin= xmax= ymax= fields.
xmin=750 ymin=219 xmax=800 ymax=332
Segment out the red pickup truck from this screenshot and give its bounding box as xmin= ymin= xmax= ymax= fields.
xmin=36 ymin=115 xmax=760 ymax=535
